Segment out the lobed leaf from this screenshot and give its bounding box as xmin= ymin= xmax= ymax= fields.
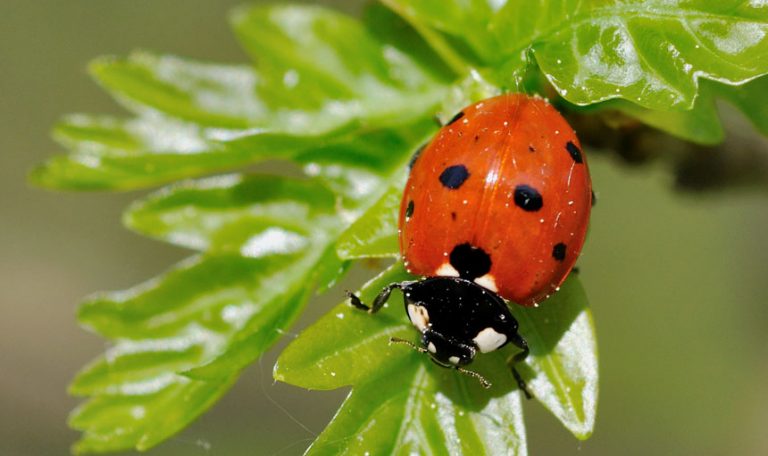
xmin=387 ymin=0 xmax=768 ymax=120
xmin=278 ymin=264 xmax=529 ymax=455
xmin=231 ymin=4 xmax=449 ymax=130
xmin=71 ymin=254 xmax=302 ymax=450
xmin=70 ymin=375 xmax=235 ymax=454
xmin=307 ymin=358 xmax=528 ymax=456
xmin=584 ymin=74 xmax=768 ymax=145
xmin=277 ymin=264 xmax=597 ymax=451
xmin=31 ymin=112 xmax=334 ymax=191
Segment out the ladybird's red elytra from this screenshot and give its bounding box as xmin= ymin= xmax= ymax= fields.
xmin=348 ymin=94 xmax=592 ymax=393
xmin=400 ymin=93 xmax=592 ymax=306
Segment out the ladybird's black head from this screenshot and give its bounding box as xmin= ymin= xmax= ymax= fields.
xmin=401 ymin=276 xmax=519 ymax=367
xmin=422 ymin=329 xmax=475 ymax=367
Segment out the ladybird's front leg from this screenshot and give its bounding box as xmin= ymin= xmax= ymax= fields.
xmin=346 ymin=282 xmax=412 ymax=314
xmin=507 ymin=333 xmax=533 ymax=399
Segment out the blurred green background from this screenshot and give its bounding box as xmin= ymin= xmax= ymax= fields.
xmin=2 ymin=1 xmax=767 ymax=454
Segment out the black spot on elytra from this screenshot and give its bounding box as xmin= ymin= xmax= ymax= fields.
xmin=439 ymin=165 xmax=470 ymax=189
xmin=405 ymin=200 xmax=414 ymax=219
xmin=450 ymin=212 xmax=457 ymax=221
xmin=447 ymin=111 xmax=465 ymax=126
xmin=566 ymin=141 xmax=583 ymax=164
xmin=514 ymin=185 xmax=543 ymax=212
xmin=409 ymin=143 xmax=427 ymax=169
xmin=450 ymin=243 xmax=491 ymax=280
xmin=552 ymin=243 xmax=567 ymax=261
xmin=474 ymin=135 xmax=480 ymax=143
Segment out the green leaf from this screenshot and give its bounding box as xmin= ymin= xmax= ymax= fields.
xmin=277 ymin=264 xmax=528 ymax=455
xmin=31 ymin=113 xmax=333 ymax=191
xmin=125 ymin=174 xmax=337 ymax=253
xmin=231 ymin=4 xmax=449 ymax=130
xmin=336 ymin=183 xmax=402 ymax=259
xmin=275 ymin=264 xmax=414 ymax=389
xmin=307 ymin=358 xmax=527 ymax=456
xmin=531 ymin=1 xmax=768 ymax=110
xmin=291 ymin=119 xmax=435 ymax=205
xmin=388 ymin=0 xmax=768 ymax=111
xmin=511 ymin=275 xmax=598 ymax=439
xmin=715 ymin=75 xmax=768 ymax=136
xmin=31 ymin=115 xmax=430 ymax=192
xmin=90 ymin=52 xmax=263 ymax=129
xmin=70 ymin=375 xmax=235 ymax=454
xmin=33 ymin=4 xmax=447 ymax=193
xmin=72 ymin=253 xmax=322 ymax=452
xmin=581 ymin=74 xmax=768 ymax=145
xmin=609 ymin=91 xmax=725 ymax=145
xmin=277 ymin=265 xmax=598 ymax=451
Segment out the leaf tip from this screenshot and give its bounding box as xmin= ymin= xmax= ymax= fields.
xmin=87 ymin=55 xmax=117 ymax=79
xmin=27 ymin=163 xmax=51 ymax=188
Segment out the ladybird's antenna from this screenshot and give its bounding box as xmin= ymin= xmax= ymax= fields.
xmin=456 ymin=366 xmax=492 ymax=389
xmin=389 ymin=337 xmax=428 ymax=354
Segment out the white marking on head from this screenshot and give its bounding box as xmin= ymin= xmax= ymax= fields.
xmin=435 ymin=262 xmax=460 ymax=277
xmin=448 ymin=356 xmax=461 ymax=365
xmin=473 ymin=327 xmax=507 ymax=353
xmin=474 ymin=274 xmax=498 ymax=292
xmin=427 ymin=342 xmax=437 ymax=354
xmin=407 ymin=304 xmax=430 ymax=331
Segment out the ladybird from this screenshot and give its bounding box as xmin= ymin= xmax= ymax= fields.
xmin=348 ymin=94 xmax=592 ymax=393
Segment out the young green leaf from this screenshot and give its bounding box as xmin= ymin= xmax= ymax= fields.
xmin=31 ymin=112 xmax=342 ymax=191
xmin=610 ymin=92 xmax=725 ymax=145
xmin=125 ymin=174 xmax=337 ymax=253
xmin=277 ymin=264 xmax=529 ymax=455
xmin=336 ymin=183 xmax=402 ymax=259
xmin=71 ymin=253 xmax=326 ymax=452
xmin=231 ymin=4 xmax=449 ymax=130
xmin=715 ymin=75 xmax=768 ymax=136
xmin=33 ymin=4 xmax=448 ymax=193
xmin=275 ymin=264 xmax=414 ymax=389
xmin=387 ymin=0 xmax=768 ymax=112
xmin=529 ymin=1 xmax=768 ymax=110
xmin=307 ymin=359 xmax=528 ymax=456
xmin=511 ymin=275 xmax=598 ymax=439
xmin=90 ymin=53 xmax=263 ymax=128
xmin=70 ymin=374 xmax=235 ymax=454
xmin=277 ymin=264 xmax=598 ymax=451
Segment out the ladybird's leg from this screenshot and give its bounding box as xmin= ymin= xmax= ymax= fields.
xmin=346 ymin=291 xmax=369 ymax=311
xmin=346 ymin=282 xmax=413 ymax=314
xmin=507 ymin=333 xmax=533 ymax=399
